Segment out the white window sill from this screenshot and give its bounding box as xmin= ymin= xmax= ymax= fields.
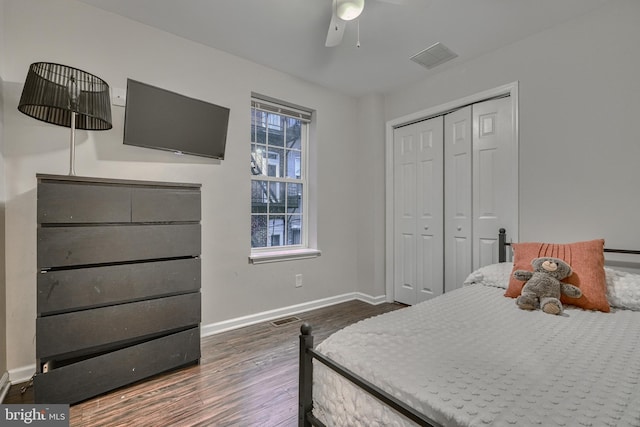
xmin=249 ymin=248 xmax=322 ymax=264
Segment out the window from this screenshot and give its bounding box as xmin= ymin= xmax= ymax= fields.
xmin=250 ymin=96 xmax=318 ymax=263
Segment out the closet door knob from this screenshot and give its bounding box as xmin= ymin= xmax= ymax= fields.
xmin=457 ymin=226 xmax=462 ymax=231
xmin=424 ymin=226 xmax=429 ymax=230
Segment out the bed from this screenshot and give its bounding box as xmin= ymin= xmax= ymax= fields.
xmin=298 ymin=230 xmax=640 ymax=426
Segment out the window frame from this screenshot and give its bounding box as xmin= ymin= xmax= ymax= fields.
xmin=249 ymin=96 xmax=320 ymax=264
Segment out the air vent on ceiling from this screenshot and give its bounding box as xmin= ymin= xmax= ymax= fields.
xmin=410 ymin=42 xmax=458 ymax=70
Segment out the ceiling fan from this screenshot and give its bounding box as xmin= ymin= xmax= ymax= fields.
xmin=325 ymin=0 xmax=405 ymax=47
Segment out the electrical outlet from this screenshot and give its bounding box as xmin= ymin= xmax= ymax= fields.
xmin=295 ymin=274 xmax=303 ymax=288
xmin=111 ymin=87 xmax=126 ymax=107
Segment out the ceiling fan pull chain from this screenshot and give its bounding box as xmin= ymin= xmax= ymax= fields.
xmin=357 ymin=19 xmax=361 ymax=47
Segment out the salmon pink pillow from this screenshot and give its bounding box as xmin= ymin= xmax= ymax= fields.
xmin=505 ymin=239 xmax=609 ymax=312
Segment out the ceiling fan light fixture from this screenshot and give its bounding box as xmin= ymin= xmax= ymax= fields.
xmin=336 ymin=0 xmax=365 ymax=21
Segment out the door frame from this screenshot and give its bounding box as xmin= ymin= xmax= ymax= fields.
xmin=385 ymin=81 xmax=520 ymax=302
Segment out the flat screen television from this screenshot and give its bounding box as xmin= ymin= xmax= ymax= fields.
xmin=123 ymin=79 xmax=230 ymax=159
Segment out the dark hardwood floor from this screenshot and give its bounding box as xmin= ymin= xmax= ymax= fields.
xmin=4 ymin=300 xmax=405 ymax=426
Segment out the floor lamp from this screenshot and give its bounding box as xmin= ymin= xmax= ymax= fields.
xmin=17 ymin=62 xmax=113 ymax=176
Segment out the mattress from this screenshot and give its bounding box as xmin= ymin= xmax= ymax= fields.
xmin=313 ymin=283 xmax=640 ymax=426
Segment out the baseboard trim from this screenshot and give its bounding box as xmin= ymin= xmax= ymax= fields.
xmin=0 ymin=372 xmax=10 ymax=403
xmin=353 ymin=292 xmax=388 ymax=305
xmin=201 ymin=292 xmax=384 ymax=337
xmin=8 ymin=365 xmax=35 ymax=386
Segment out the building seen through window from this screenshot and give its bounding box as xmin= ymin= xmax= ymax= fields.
xmin=250 ymin=99 xmax=309 ymax=250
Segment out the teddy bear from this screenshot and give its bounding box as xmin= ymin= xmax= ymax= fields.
xmin=513 ymin=257 xmax=582 ymax=315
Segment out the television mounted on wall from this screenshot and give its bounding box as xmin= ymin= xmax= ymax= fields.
xmin=123 ymin=79 xmax=230 ymax=160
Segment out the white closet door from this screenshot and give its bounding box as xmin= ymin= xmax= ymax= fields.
xmin=472 ymin=97 xmax=516 ymax=268
xmin=393 ymin=125 xmax=417 ymax=305
xmin=444 ymin=107 xmax=472 ymax=294
xmin=415 ymin=117 xmax=444 ymax=303
xmin=393 ymin=116 xmax=443 ymax=305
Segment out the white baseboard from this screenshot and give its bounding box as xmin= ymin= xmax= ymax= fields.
xmin=353 ymin=292 xmax=388 ymax=305
xmin=201 ymin=291 xmax=384 ymax=337
xmin=0 ymin=372 xmax=10 ymax=403
xmin=8 ymin=364 xmax=35 ymax=386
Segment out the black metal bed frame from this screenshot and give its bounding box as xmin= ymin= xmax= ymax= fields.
xmin=498 ymin=228 xmax=640 ymax=262
xmin=298 ymin=228 xmax=640 ymax=427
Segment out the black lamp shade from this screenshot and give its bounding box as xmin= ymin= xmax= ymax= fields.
xmin=18 ymin=62 xmax=112 ymax=131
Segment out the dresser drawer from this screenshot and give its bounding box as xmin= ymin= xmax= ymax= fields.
xmin=131 ymin=187 xmax=201 ymax=222
xmin=34 ymin=327 xmax=200 ymax=404
xmin=38 ymin=223 xmax=201 ymax=269
xmin=38 ymin=181 xmax=131 ymax=224
xmin=36 ymin=292 xmax=201 ymax=360
xmin=38 ymin=258 xmax=201 ymax=315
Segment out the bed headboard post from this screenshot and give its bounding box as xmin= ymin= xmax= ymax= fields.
xmin=499 ymin=228 xmax=507 ymax=263
xmin=299 ymin=323 xmax=314 ymax=427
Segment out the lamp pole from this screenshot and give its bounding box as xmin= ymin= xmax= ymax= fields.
xmin=69 ymin=111 xmax=77 ymax=176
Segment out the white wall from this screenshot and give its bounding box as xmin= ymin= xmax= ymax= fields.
xmin=2 ymin=0 xmax=361 ymax=374
xmin=384 ymin=0 xmax=640 ymax=249
xmin=0 ymin=0 xmax=8 ymax=379
xmin=356 ymin=94 xmax=386 ymax=298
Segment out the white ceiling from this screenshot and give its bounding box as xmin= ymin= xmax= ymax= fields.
xmin=77 ymin=0 xmax=611 ymax=97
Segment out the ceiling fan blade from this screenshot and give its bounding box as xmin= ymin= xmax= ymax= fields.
xmin=325 ymin=11 xmax=346 ymax=47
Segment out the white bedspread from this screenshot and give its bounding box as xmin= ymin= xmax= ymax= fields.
xmin=313 ymin=284 xmax=640 ymax=426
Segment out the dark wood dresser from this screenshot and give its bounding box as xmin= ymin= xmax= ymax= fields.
xmin=33 ymin=174 xmax=202 ymax=404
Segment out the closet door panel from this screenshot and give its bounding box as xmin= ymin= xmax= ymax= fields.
xmin=398 ymin=233 xmax=416 ymax=303
xmin=472 ymin=97 xmax=515 ymax=269
xmin=394 ymin=126 xmax=418 ymax=304
xmin=415 ymin=117 xmax=444 ymax=303
xmin=393 ymin=116 xmax=443 ymax=304
xmin=445 ymin=107 xmax=472 ymax=293
xmin=453 ymin=236 xmax=470 ymax=287
xmin=417 ymin=234 xmax=437 ymax=299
